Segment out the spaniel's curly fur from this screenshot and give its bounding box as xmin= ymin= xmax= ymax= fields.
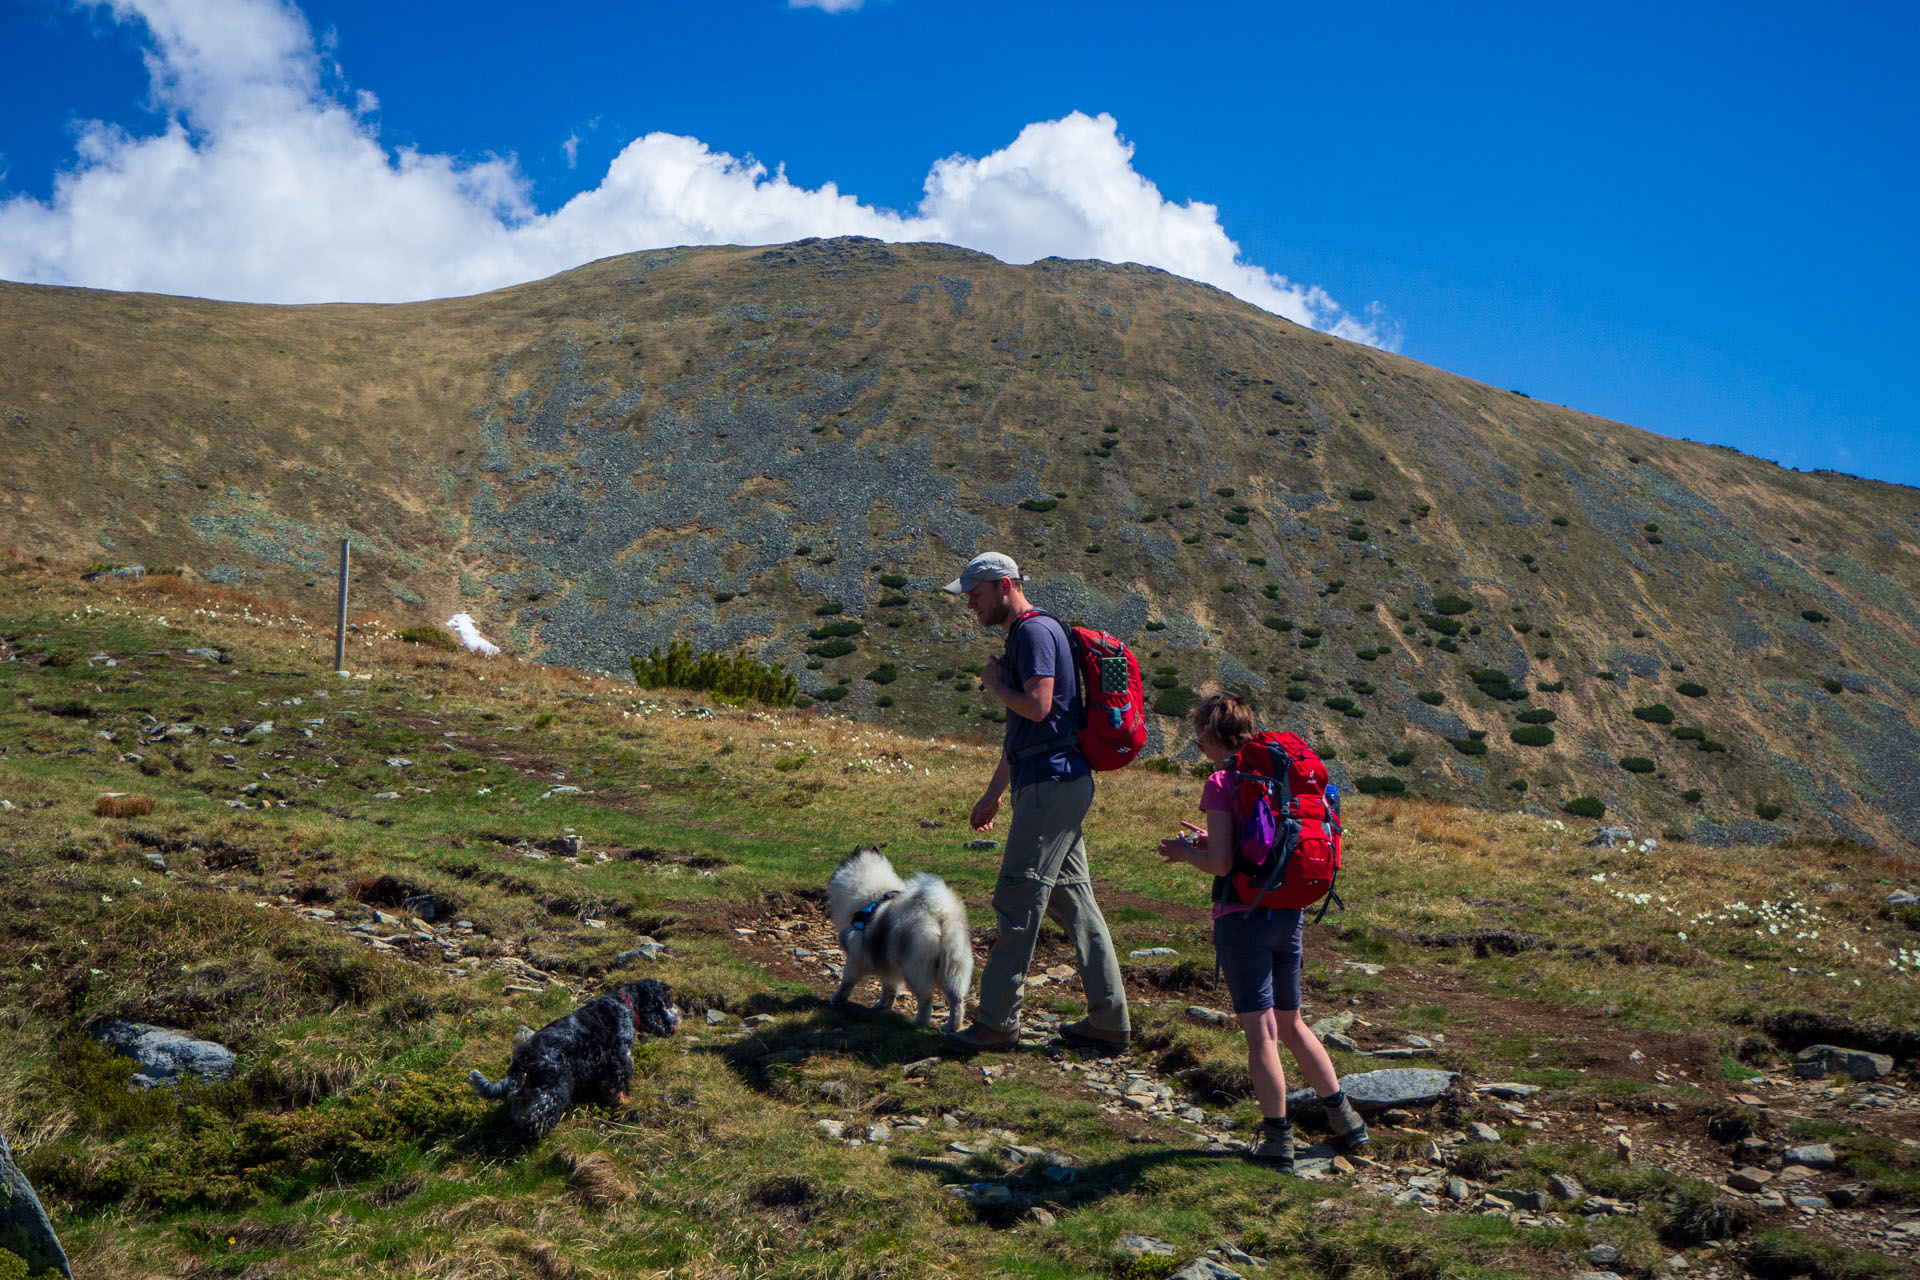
xmin=468 ymin=978 xmax=680 ymax=1141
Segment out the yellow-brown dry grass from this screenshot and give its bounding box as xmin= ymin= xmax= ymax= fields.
xmin=557 ymin=1149 xmax=635 ymax=1210
xmin=94 ymin=792 xmax=155 ymax=818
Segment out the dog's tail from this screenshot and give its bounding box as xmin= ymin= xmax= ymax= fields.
xmin=910 ymin=873 xmax=976 ymax=988
xmin=468 ymin=1067 xmax=517 ymax=1100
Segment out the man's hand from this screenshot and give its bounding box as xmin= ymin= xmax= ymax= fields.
xmin=1155 ymin=836 xmax=1194 ymax=864
xmin=971 ymin=793 xmax=1001 ymax=831
xmin=981 ymin=656 xmax=1008 ymax=698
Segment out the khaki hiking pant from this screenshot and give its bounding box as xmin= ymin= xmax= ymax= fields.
xmin=974 ymin=774 xmax=1130 ymax=1036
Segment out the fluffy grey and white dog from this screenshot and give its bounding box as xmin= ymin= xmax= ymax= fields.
xmin=827 ymin=847 xmax=973 ymax=1031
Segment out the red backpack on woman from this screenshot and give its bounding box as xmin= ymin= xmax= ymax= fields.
xmin=1213 ymin=731 xmax=1344 ymax=919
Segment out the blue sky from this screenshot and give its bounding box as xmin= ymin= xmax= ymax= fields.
xmin=3 ymin=0 xmax=1916 ymax=487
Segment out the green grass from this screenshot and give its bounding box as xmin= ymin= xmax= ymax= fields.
xmin=3 ymin=572 xmax=1917 ymax=1278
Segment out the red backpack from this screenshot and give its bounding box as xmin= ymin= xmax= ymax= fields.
xmin=1215 ymin=731 xmax=1344 ymax=919
xmin=1009 ymin=611 xmax=1146 ymax=771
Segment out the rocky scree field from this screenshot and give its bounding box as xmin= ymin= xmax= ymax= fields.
xmin=2 ymin=239 xmax=1919 ymax=849
xmin=0 ymin=569 xmax=1916 ymax=1278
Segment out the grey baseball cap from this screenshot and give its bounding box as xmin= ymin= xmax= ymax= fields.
xmin=943 ymin=551 xmax=1023 ymax=594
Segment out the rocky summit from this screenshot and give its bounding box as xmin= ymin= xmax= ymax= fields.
xmin=4 ymin=238 xmax=1918 ymax=847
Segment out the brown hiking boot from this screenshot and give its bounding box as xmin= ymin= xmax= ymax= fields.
xmin=1326 ymin=1093 xmax=1371 ymax=1153
xmin=943 ymin=1022 xmax=1020 ymax=1055
xmin=1249 ymin=1118 xmax=1295 ymax=1172
xmin=1059 ymin=1019 xmax=1131 ymax=1052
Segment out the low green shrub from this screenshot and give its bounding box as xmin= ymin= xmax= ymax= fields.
xmin=1756 ymin=803 xmax=1784 ymax=820
xmin=817 ymin=686 xmax=849 ymax=702
xmin=1416 ymin=691 xmax=1445 ymax=705
xmin=1420 ymin=612 xmax=1462 ymax=636
xmin=810 ymin=620 xmax=865 ymax=639
xmin=1153 ymin=686 xmax=1197 ymax=717
xmin=1676 ymin=681 xmax=1708 ymax=697
xmin=1699 ymin=739 xmax=1729 ymax=753
xmin=1633 ymin=703 xmax=1676 ymax=724
xmin=396 ymin=626 xmax=460 ymax=651
xmin=877 ymin=593 xmax=910 ymax=607
xmin=1683 ymin=788 xmax=1703 ymax=802
xmin=1285 ymin=686 xmax=1309 ymax=702
xmin=1348 ymin=487 xmax=1376 ymax=502
xmin=1144 ymin=620 xmax=1166 ymax=631
xmin=1214 ymin=487 xmax=1236 ymax=498
xmin=1224 ymin=510 xmax=1250 ymax=525
xmin=1802 ymin=609 xmax=1828 ymax=623
xmin=1433 ymin=594 xmax=1475 ymax=615
xmin=1354 ymin=775 xmax=1405 ymax=795
xmin=1513 ymin=621 xmax=1534 ymax=634
xmin=1248 ymin=555 xmax=1267 ymax=566
xmin=1822 ymin=678 xmax=1843 ymax=694
xmin=1510 ymin=725 xmax=1555 ymax=747
xmin=1551 ymin=514 xmax=1570 ymax=526
xmin=814 ymin=602 xmax=844 ymax=616
xmin=1619 ymin=756 xmax=1657 ymax=774
xmin=1387 ymin=749 xmax=1415 ymax=766
xmin=1515 ymin=708 xmax=1556 ymax=724
xmin=1674 ymin=726 xmax=1706 ymax=741
xmin=1469 ymin=668 xmax=1529 ymax=701
xmin=1020 ymin=497 xmax=1058 ymax=512
xmin=712 ymin=591 xmax=736 ymax=603
xmin=1506 ymin=778 xmax=1529 ymax=792
xmin=1301 ymin=626 xmax=1323 ymax=639
xmin=1436 ymin=637 xmax=1460 ymax=653
xmin=632 ymin=639 xmax=797 ymax=705
xmin=1323 ymin=697 xmax=1355 ymax=712
xmin=1450 ymin=737 xmax=1489 ymax=756
xmin=1350 ymin=681 xmax=1376 ymax=695
xmin=1563 ymin=796 xmax=1606 ymax=818
xmin=1536 ymin=679 xmax=1565 ymax=692
xmin=806 ymin=638 xmax=857 ymax=659
xmin=1263 ymin=616 xmax=1293 ymax=631
xmin=866 ymin=664 xmax=899 ymax=685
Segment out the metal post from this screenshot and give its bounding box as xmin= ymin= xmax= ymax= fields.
xmin=333 ymin=538 xmax=350 ymax=675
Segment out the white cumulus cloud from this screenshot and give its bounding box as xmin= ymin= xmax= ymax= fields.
xmin=0 ymin=0 xmax=1396 ymax=348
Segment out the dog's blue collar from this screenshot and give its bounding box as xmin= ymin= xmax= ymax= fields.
xmin=850 ymin=890 xmax=900 ymax=932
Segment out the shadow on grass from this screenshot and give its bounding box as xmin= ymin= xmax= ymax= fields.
xmin=701 ymin=992 xmax=972 ymax=1091
xmin=884 ymin=1144 xmax=1253 ymax=1223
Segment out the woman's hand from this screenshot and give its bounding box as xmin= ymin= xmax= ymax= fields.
xmin=1156 ymin=835 xmax=1194 ymax=864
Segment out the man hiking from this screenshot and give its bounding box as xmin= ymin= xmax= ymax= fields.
xmin=941 ymin=551 xmax=1130 ymax=1053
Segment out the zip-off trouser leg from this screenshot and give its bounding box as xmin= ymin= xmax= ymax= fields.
xmin=973 ymin=774 xmax=1130 ymax=1035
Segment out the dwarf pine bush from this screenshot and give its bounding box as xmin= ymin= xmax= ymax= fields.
xmin=1563 ymin=796 xmax=1605 ymax=818
xmin=1619 ymin=756 xmax=1657 ymax=774
xmin=1633 ymin=703 xmax=1676 ymax=724
xmin=1510 ymin=725 xmax=1555 ymax=747
xmin=631 ymin=640 xmax=798 ymax=706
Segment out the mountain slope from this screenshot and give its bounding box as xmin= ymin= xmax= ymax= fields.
xmin=4 ymin=238 xmax=1918 ymax=848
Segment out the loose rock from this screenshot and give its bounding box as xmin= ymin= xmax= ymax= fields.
xmin=90 ymin=1020 xmax=235 ymax=1088
xmin=0 ymin=1129 xmax=72 ymax=1278
xmin=1792 ymin=1044 xmax=1893 ymax=1080
xmin=1286 ymin=1068 xmax=1457 ymax=1118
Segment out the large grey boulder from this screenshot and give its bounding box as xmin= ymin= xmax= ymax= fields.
xmin=91 ymin=1020 xmax=235 ymax=1088
xmin=1286 ymin=1068 xmax=1457 ymax=1118
xmin=1 ymin=1130 xmax=72 ymax=1278
xmin=1792 ymin=1044 xmax=1893 ymax=1080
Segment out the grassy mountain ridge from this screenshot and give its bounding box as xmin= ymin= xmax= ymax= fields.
xmin=3 ymin=238 xmax=1918 ymax=849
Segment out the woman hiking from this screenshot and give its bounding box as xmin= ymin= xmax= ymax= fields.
xmin=1155 ymin=692 xmax=1369 ymax=1171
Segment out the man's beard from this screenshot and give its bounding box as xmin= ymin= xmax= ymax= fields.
xmin=980 ymin=598 xmax=1013 ymax=629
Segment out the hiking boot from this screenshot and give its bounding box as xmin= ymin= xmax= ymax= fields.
xmin=1325 ymin=1092 xmax=1371 ymax=1153
xmin=1059 ymin=1019 xmax=1131 ymax=1052
xmin=943 ymin=1022 xmax=1020 ymax=1055
xmin=1250 ymin=1118 xmax=1294 ymax=1172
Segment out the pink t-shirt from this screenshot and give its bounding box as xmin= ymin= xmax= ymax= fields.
xmin=1200 ymin=769 xmax=1251 ymax=919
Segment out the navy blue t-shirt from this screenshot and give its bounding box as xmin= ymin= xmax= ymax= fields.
xmin=1002 ymin=613 xmax=1089 ymax=789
